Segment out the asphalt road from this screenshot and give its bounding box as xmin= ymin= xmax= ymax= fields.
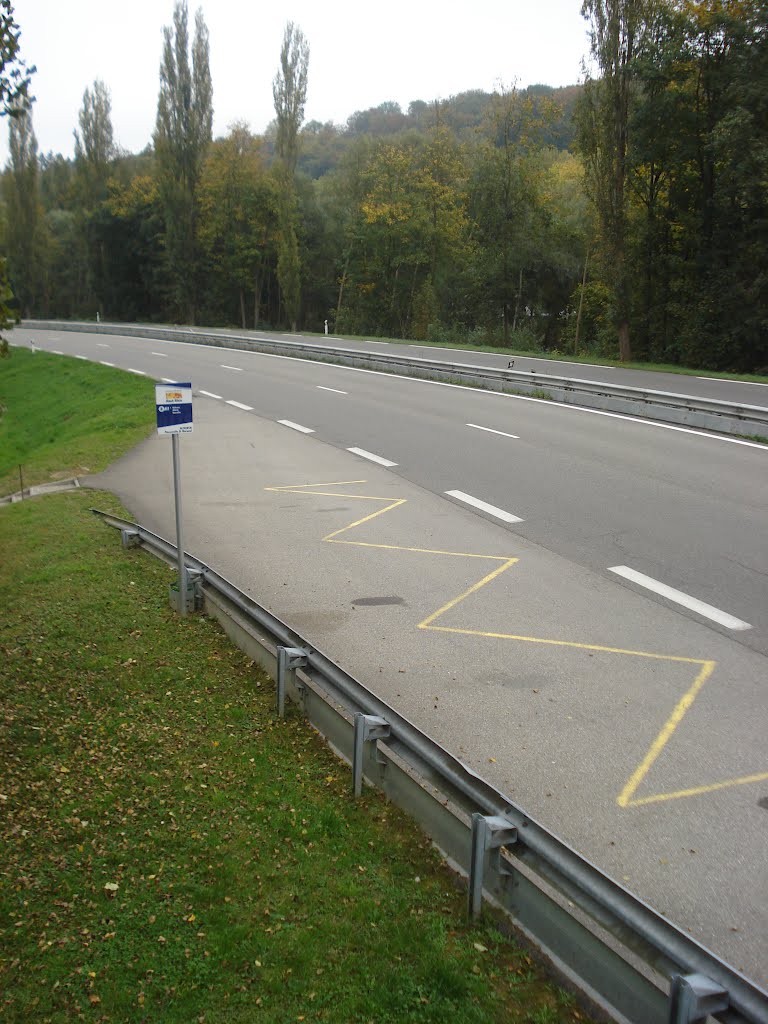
xmin=14 ymin=327 xmax=768 ymax=984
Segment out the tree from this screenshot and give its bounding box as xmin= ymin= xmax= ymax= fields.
xmin=74 ymin=79 xmax=115 ymax=205
xmin=4 ymin=104 xmax=47 ymax=317
xmin=336 ymin=131 xmax=470 ymax=339
xmin=71 ymin=79 xmax=117 ymax=316
xmin=0 ymin=0 xmax=33 ymax=118
xmin=470 ymin=87 xmax=550 ymax=345
xmin=89 ymin=175 xmax=168 ymax=321
xmin=272 ymin=21 xmax=309 ymax=330
xmin=153 ymin=0 xmax=212 ymax=324
xmin=272 ymin=21 xmax=309 ymax=175
xmin=0 ymin=0 xmax=35 ymax=353
xmin=197 ymin=123 xmax=278 ymax=328
xmin=578 ymin=0 xmax=648 ymax=361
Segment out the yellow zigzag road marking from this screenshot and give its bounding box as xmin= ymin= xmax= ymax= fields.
xmin=266 ymin=481 xmax=766 ymax=807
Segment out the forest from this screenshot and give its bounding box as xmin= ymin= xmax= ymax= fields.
xmin=1 ymin=0 xmax=766 ymax=372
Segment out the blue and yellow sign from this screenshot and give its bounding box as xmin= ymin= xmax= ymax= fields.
xmin=155 ymin=382 xmax=193 ymax=435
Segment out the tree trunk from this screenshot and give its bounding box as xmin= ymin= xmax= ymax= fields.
xmin=574 ymin=251 xmax=589 ymax=353
xmin=502 ymin=303 xmax=510 ymax=345
xmin=511 ymin=268 xmax=523 ymax=333
xmin=253 ymin=261 xmax=263 ymax=328
xmin=239 ymin=288 xmax=246 ymax=329
xmin=618 ymin=321 xmax=632 ymax=362
xmin=336 ymin=244 xmax=352 ymax=321
xmin=336 ymin=269 xmax=347 ymax=321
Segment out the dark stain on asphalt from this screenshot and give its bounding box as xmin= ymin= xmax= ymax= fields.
xmin=352 ymin=596 xmax=405 ymax=607
xmin=758 ymin=796 xmax=768 ymax=810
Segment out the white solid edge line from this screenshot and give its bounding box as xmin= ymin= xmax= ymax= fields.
xmin=151 ymin=351 xmax=168 ymax=357
xmin=608 ymin=566 xmax=752 ymax=630
xmin=160 ymin=377 xmax=175 ymax=383
xmin=97 ymin=343 xmax=110 ymax=347
xmin=199 ymin=389 xmax=222 ymax=399
xmin=221 ymin=364 xmax=243 ymax=371
xmin=226 ymin=400 xmax=253 ymax=410
xmin=75 ymin=354 xmax=88 ymax=360
xmin=127 ymin=368 xmax=145 ymax=375
xmin=316 ymin=385 xmax=348 ymax=394
xmin=347 ymin=447 xmax=398 ymax=467
xmin=445 ymin=490 xmax=524 ymax=523
xmin=99 ymin=360 xmax=114 ymax=366
xmin=467 ymin=422 xmax=520 ymax=440
xmin=697 ymin=376 xmax=768 ymax=387
xmin=278 ymin=419 xmax=315 ymax=434
xmin=52 ymin=349 xmax=63 ymax=355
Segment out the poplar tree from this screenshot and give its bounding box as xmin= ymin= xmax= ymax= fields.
xmin=74 ymin=79 xmax=115 ymax=205
xmin=72 ymin=80 xmax=116 ymax=316
xmin=4 ymin=104 xmax=46 ymax=317
xmin=153 ymin=0 xmax=212 ymax=324
xmin=0 ymin=0 xmax=35 ymax=351
xmin=272 ymin=22 xmax=308 ymax=330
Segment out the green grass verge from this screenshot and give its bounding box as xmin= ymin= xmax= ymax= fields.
xmin=0 ymin=348 xmax=156 ymax=497
xmin=0 ymin=493 xmax=590 ymax=1023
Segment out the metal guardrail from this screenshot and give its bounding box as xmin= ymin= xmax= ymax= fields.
xmin=94 ymin=507 xmax=768 ymax=1024
xmin=20 ymin=320 xmax=768 ymax=439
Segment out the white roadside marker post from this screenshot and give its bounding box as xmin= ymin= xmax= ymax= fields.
xmin=155 ymin=382 xmax=193 ymax=616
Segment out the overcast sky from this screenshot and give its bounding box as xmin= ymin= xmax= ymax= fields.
xmin=3 ymin=0 xmax=592 ymax=165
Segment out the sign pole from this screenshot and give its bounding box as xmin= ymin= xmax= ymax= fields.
xmin=155 ymin=381 xmax=193 ymax=617
xmin=171 ymin=432 xmax=186 ymax=617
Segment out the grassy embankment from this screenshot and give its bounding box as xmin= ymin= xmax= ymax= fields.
xmin=0 ymin=348 xmax=157 ymax=497
xmin=0 ymin=348 xmax=590 ymax=1021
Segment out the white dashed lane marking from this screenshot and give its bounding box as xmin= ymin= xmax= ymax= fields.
xmin=608 ymin=566 xmax=752 ymax=630
xmin=467 ymin=423 xmax=520 ymax=440
xmin=445 ymin=490 xmax=524 ymax=524
xmin=278 ymin=420 xmax=315 ymax=434
xmin=347 ymin=447 xmax=397 ymax=467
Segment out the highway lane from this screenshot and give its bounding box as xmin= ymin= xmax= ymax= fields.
xmin=15 ymin=329 xmax=768 ymax=977
xmin=21 ymin=328 xmax=766 ymax=657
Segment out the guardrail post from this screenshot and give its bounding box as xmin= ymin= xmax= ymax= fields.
xmin=468 ymin=813 xmax=518 ymax=919
xmin=120 ymin=527 xmax=140 ymax=549
xmin=668 ymin=974 xmax=728 ymax=1023
xmin=185 ymin=569 xmax=205 ymax=613
xmin=352 ymin=713 xmax=390 ymax=797
xmin=276 ymin=647 xmax=308 ymax=717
